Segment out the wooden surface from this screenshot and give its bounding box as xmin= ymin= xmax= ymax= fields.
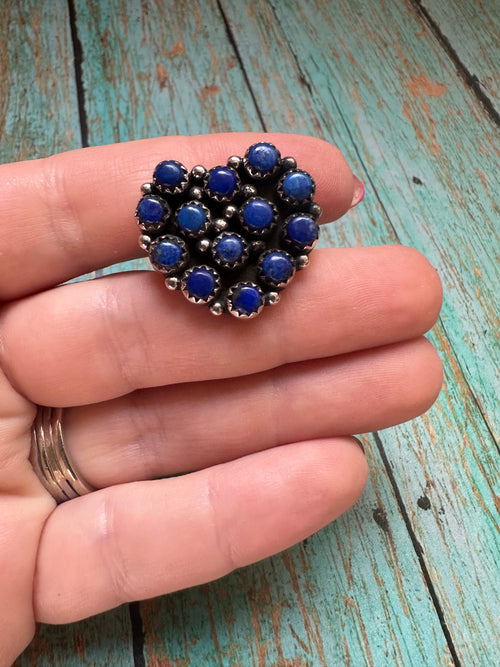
xmin=1 ymin=0 xmax=498 ymax=665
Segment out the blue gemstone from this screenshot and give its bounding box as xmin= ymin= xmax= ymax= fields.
xmin=151 ymin=241 xmax=183 ymax=268
xmin=137 ymin=197 xmax=167 ymax=224
xmin=186 ymin=269 xmax=216 ymax=300
xmin=177 ymin=204 xmax=207 ymax=233
xmin=154 ymin=161 xmax=184 ymax=188
xmin=215 ymin=235 xmax=244 ymax=263
xmin=286 ymin=215 xmax=318 ymax=246
xmin=207 ymin=167 xmax=238 ymax=197
xmin=247 ymin=143 xmax=279 ymax=173
xmin=282 ymin=171 xmax=313 ymax=201
xmin=231 ymin=285 xmax=262 ymax=315
xmin=242 ymin=199 xmax=274 ymax=230
xmin=262 ymin=252 xmax=294 ymax=283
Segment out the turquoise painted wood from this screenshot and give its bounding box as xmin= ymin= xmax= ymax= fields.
xmin=4 ymin=0 xmax=498 ymax=665
xmin=421 ymin=0 xmax=500 ymax=113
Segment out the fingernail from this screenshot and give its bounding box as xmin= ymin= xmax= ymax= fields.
xmin=349 ymin=176 xmax=365 ymax=209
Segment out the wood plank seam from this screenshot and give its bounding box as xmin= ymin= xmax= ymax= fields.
xmin=67 ymin=0 xmax=89 ymax=146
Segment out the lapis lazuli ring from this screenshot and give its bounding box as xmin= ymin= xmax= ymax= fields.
xmin=135 ymin=142 xmax=321 ymax=318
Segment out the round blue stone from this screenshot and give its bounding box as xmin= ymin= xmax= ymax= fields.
xmin=242 ymin=199 xmax=274 ymax=230
xmin=207 ymin=167 xmax=238 ymax=197
xmin=177 ymin=203 xmax=207 ymax=233
xmin=137 ymin=196 xmax=167 ymax=224
xmin=231 ymin=285 xmax=262 ymax=315
xmin=154 ymin=160 xmax=184 ymax=188
xmin=262 ymin=252 xmax=294 ymax=283
xmin=215 ymin=235 xmax=244 ymax=263
xmin=151 ymin=241 xmax=183 ymax=268
xmin=282 ymin=171 xmax=313 ymax=201
xmin=286 ymin=215 xmax=318 ymax=246
xmin=247 ymin=143 xmax=279 ymax=173
xmin=186 ymin=269 xmax=216 ymax=300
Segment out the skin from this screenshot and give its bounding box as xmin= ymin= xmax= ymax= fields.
xmin=0 ymin=133 xmax=443 ymax=665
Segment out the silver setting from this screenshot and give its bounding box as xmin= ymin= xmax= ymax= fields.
xmin=265 ymin=291 xmax=280 ymax=306
xmin=135 ymin=194 xmax=171 ymax=233
xmin=242 ymin=142 xmax=282 ymax=180
xmin=250 ymin=240 xmax=266 ymax=255
xmin=180 ymin=265 xmax=221 ymax=305
xmin=211 ymin=232 xmax=250 ymax=269
xmin=224 ymin=204 xmax=238 ymax=219
xmin=189 ymin=186 xmax=203 ymax=200
xmin=204 ymin=166 xmax=240 ymax=202
xmin=153 ymin=160 xmax=190 ymax=195
xmin=281 ymin=156 xmax=297 ymax=172
xmin=191 ymin=165 xmax=206 ymax=181
xmin=138 ymin=234 xmax=152 ymax=251
xmin=165 ymin=276 xmax=180 ymax=290
xmin=197 ymin=238 xmax=211 ymax=253
xmin=309 ymin=202 xmax=323 ymax=219
xmin=30 ymin=406 xmax=95 ymax=503
xmin=213 ymin=218 xmax=229 ymax=233
xmin=238 ymin=197 xmax=278 ymax=236
xmin=174 ymin=200 xmax=211 ymax=237
xmin=296 ymin=254 xmax=310 ymax=270
xmin=282 ymin=213 xmax=319 ymax=252
xmin=210 ymin=301 xmax=225 ymax=316
xmin=148 ymin=234 xmax=189 ymax=276
xmin=277 ymin=168 xmax=316 ymax=206
xmin=257 ymin=249 xmax=296 ymax=289
xmin=242 ymin=184 xmax=257 ymax=199
xmin=141 ymin=182 xmax=153 ymax=194
xmin=227 ymin=155 xmax=242 ymax=170
xmin=226 ymin=282 xmax=265 ymax=319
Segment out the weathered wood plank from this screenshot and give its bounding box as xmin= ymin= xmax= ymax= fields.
xmin=0 ymin=0 xmax=81 ymax=162
xmin=217 ymin=0 xmax=500 ymax=663
xmin=417 ymin=0 xmax=500 ymax=114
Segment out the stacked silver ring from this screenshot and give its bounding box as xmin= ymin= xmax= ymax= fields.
xmin=30 ymin=406 xmax=94 ymax=503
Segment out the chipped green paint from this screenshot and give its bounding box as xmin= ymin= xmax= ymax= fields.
xmin=7 ymin=0 xmax=499 ymax=665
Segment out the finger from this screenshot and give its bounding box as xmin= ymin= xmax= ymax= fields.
xmin=33 ymin=437 xmax=367 ymax=623
xmin=0 ymin=133 xmax=358 ymax=300
xmin=64 ymin=337 xmax=442 ymax=488
xmin=0 ymin=245 xmax=443 ymax=406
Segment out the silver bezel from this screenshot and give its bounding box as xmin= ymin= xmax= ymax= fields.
xmin=211 ymin=232 xmax=250 ymax=269
xmin=242 ymin=142 xmax=282 ymax=180
xmin=226 ymin=282 xmax=265 ymax=319
xmin=257 ymin=249 xmax=296 ymax=289
xmin=276 ymin=168 xmax=316 ymax=206
xmin=282 ymin=213 xmax=320 ymax=252
xmin=174 ymin=200 xmax=211 ymax=237
xmin=238 ymin=197 xmax=278 ymax=236
xmin=180 ymin=265 xmax=221 ymax=305
xmin=135 ymin=195 xmax=171 ymax=233
xmin=204 ymin=166 xmax=241 ymax=202
xmin=148 ymin=234 xmax=189 ymax=276
xmin=153 ymin=160 xmax=189 ymax=195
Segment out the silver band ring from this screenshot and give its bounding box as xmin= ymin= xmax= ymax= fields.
xmin=30 ymin=406 xmax=94 ymax=503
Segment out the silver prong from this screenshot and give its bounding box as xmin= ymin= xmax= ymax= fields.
xmin=265 ymin=292 xmax=280 ymax=306
xmin=213 ymin=218 xmax=229 ymax=232
xmin=282 ymin=156 xmax=297 ymax=171
xmin=197 ymin=238 xmax=211 ymax=253
xmin=138 ymin=235 xmax=152 ymax=251
xmin=189 ymin=186 xmax=203 ymax=200
xmin=224 ymin=204 xmax=238 ymax=219
xmin=210 ymin=302 xmax=224 ymax=316
xmin=309 ymin=202 xmax=322 ymax=219
xmin=165 ymin=276 xmax=180 ymax=290
xmin=242 ymin=184 xmax=257 ymax=199
xmin=191 ymin=165 xmax=206 ymax=180
xmin=141 ymin=183 xmax=153 ymax=194
xmin=296 ymin=254 xmax=310 ymax=270
xmin=250 ymin=240 xmax=266 ymax=255
xmin=227 ymin=155 xmax=242 ymax=170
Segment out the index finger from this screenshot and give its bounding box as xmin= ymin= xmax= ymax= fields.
xmin=0 ymin=133 xmax=359 ymax=300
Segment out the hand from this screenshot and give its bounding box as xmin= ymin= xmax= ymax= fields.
xmin=0 ymin=133 xmax=442 ymax=665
